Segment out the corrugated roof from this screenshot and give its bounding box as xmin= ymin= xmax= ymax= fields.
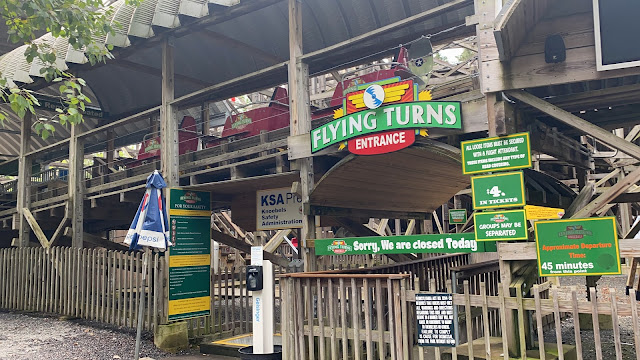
xmin=0 ymin=0 xmax=475 ymax=159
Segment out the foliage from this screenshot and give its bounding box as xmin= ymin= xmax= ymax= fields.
xmin=455 ymin=48 xmax=475 ymax=63
xmin=0 ymin=0 xmax=139 ymax=140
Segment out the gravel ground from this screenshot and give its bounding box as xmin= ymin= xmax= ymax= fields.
xmin=542 ymin=273 xmax=638 ymax=360
xmin=0 ymin=311 xmax=195 ymax=360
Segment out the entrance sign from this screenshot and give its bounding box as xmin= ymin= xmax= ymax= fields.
xmin=471 ymin=171 xmax=525 ymax=210
xmin=416 ymin=293 xmax=456 ymax=347
xmin=535 ymin=217 xmax=621 ymax=276
xmin=525 ymin=205 xmax=565 ymax=220
xmin=474 ymin=209 xmax=528 ymax=241
xmin=314 ymin=233 xmax=497 ymax=255
xmin=168 ymin=189 xmax=211 ymax=321
xmin=256 ymin=188 xmax=303 ymax=231
xmin=461 ymin=132 xmax=532 ymax=174
xmin=449 ymin=209 xmax=467 ymax=224
xmin=311 ymin=101 xmax=462 ymax=152
xmin=347 ymin=129 xmax=416 ymax=155
xmin=310 ymin=78 xmax=462 ymax=154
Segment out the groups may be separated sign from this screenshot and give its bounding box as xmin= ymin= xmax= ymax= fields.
xmin=256 ymin=187 xmax=303 ymax=231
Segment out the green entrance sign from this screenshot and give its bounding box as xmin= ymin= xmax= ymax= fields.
xmin=461 ymin=132 xmax=532 ymax=174
xmin=311 ymin=101 xmax=462 ymax=152
xmin=471 ymin=171 xmax=525 ymax=210
xmin=535 ymin=217 xmax=621 ymax=277
xmin=314 ymin=233 xmax=496 ymax=256
xmin=474 ymin=209 xmax=528 ymax=241
xmin=168 ymin=189 xmax=212 ymax=321
xmin=449 ymin=209 xmax=467 ymax=224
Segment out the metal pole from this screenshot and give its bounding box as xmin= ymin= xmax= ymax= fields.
xmin=134 ymin=250 xmax=149 ymax=360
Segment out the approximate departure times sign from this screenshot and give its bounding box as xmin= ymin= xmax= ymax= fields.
xmin=416 ymin=293 xmax=456 ymax=347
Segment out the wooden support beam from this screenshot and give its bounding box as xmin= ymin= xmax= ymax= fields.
xmin=161 ymin=38 xmax=179 ymax=187
xmin=69 ymin=124 xmax=84 ymax=248
xmin=49 ymin=208 xmax=70 ymax=248
xmin=211 ymin=229 xmax=288 ymax=267
xmin=494 ymin=0 xmax=551 ymax=61
xmin=264 ymin=229 xmax=293 ymax=253
xmin=106 ymin=129 xmax=115 ymax=168
xmin=507 ymin=90 xmax=640 ymax=161
xmin=289 ymin=0 xmax=316 ymax=271
xmin=16 ymin=113 xmax=32 ymax=247
xmin=572 ymin=166 xmax=640 ymax=219
xmin=306 ymin=205 xmax=426 ymax=220
xmin=22 ymin=208 xmax=49 ymax=248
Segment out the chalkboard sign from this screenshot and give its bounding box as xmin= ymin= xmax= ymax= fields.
xmin=594 ymin=0 xmax=640 ymax=70
xmin=415 ymin=293 xmax=456 ymax=347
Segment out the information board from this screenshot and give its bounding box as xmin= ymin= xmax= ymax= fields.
xmin=474 ymin=209 xmax=528 ymax=241
xmin=449 ymin=209 xmax=467 ymax=224
xmin=535 ymin=217 xmax=621 ymax=276
xmin=314 ymin=233 xmax=496 ymax=255
xmin=256 ymin=187 xmax=303 ymax=231
xmin=471 ymin=171 xmax=525 ymax=210
xmin=416 ymin=293 xmax=456 ymax=347
xmin=461 ymin=133 xmax=531 ymax=174
xmin=168 ymin=189 xmax=211 ymax=321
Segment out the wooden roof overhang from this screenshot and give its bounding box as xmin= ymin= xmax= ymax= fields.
xmin=308 ymin=140 xmax=469 ymax=218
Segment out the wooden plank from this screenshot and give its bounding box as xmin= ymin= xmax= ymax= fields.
xmin=263 ymin=229 xmax=292 ymax=253
xmin=463 ymin=280 xmax=475 ymax=359
xmin=571 ymin=288 xmax=583 ymax=359
xmin=629 ymin=289 xmax=640 ymax=360
xmin=375 ymin=279 xmax=384 ymax=360
xmin=17 ymin=113 xmax=32 ymax=247
xmin=533 ymin=285 xmax=546 ymax=360
xmin=350 ymin=278 xmax=359 ymax=360
xmin=341 ymin=278 xmax=349 ymax=360
xmin=393 ymin=280 xmax=403 ymax=360
xmin=69 ymin=124 xmax=84 ymax=248
xmin=22 ymin=208 xmax=49 ymax=248
xmin=317 ymin=278 xmax=327 ymax=360
xmin=610 ymin=289 xmax=623 ymax=359
xmin=160 ymin=38 xmax=178 ymax=187
xmin=552 ymin=288 xmax=564 ymax=360
xmin=363 ymin=278 xmax=373 ymax=360
xmin=498 ymin=286 xmax=509 ymax=360
xmin=480 ymin=282 xmax=492 ymax=359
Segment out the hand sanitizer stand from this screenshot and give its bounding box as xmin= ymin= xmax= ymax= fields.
xmin=238 ymin=247 xmax=282 ymax=359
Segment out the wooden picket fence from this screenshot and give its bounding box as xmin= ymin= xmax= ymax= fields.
xmin=0 ymin=247 xmax=164 ymax=332
xmin=280 ymin=272 xmax=640 ymax=360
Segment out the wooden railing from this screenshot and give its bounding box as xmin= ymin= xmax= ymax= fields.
xmin=0 ymin=247 xmax=164 ymax=332
xmin=280 ymin=270 xmax=640 ymax=360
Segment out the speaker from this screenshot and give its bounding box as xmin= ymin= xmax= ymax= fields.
xmin=545 ymin=34 xmax=566 ymax=63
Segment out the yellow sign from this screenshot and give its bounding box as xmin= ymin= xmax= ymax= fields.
xmin=168 ymin=296 xmax=211 ymax=317
xmin=169 ymin=254 xmax=211 ymax=267
xmin=525 ymin=205 xmax=565 ymax=220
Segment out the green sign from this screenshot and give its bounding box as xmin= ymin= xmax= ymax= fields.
xmin=535 ymin=217 xmax=621 ymax=277
xmin=449 ymin=209 xmax=467 ymax=224
xmin=168 ymin=188 xmax=211 ymax=321
xmin=474 ymin=209 xmax=528 ymax=241
xmin=471 ymin=171 xmax=525 ymax=210
xmin=311 ymin=101 xmax=462 ymax=152
xmin=314 ymin=233 xmax=496 ymax=255
xmin=461 ymin=132 xmax=532 ymax=174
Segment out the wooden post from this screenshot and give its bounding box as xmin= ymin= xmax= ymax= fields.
xmin=288 ymin=0 xmax=316 ymax=271
xmin=69 ymin=124 xmax=85 ymax=248
xmin=161 ymin=38 xmax=178 ymax=187
xmin=16 ymin=113 xmax=32 ymax=247
xmin=106 ymin=129 xmax=114 ymax=168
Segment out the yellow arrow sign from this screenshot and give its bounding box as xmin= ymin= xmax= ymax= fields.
xmin=525 ymin=205 xmax=565 ymax=220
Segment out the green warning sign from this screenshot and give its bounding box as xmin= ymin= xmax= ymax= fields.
xmin=461 ymin=133 xmax=532 ymax=174
xmin=449 ymin=209 xmax=467 ymax=224
xmin=474 ymin=209 xmax=528 ymax=241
